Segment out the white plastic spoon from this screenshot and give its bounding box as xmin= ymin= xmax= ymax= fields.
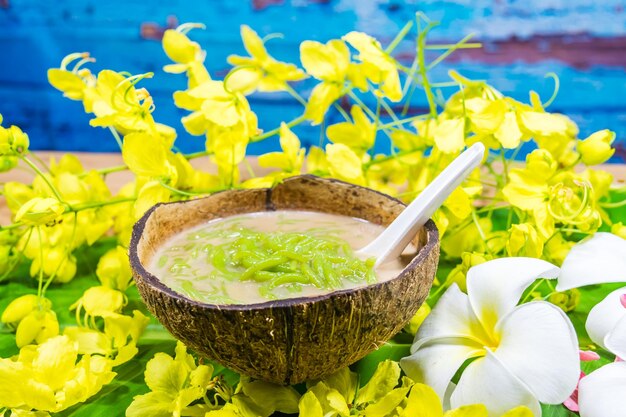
xmin=357 ymin=142 xmax=485 ymax=267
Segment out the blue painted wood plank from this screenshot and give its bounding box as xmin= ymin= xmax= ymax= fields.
xmin=0 ymin=0 xmax=625 ymax=158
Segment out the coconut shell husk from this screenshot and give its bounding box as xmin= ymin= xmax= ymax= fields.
xmin=129 ymin=175 xmax=439 ymax=384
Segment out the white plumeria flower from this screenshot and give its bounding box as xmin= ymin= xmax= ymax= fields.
xmin=400 ymin=258 xmax=580 ymax=417
xmin=556 ymin=232 xmax=626 ymax=291
xmin=553 ymin=232 xmax=626 ymax=417
xmin=578 ymin=361 xmax=626 ymax=417
xmin=585 ymin=287 xmax=626 ymax=359
xmin=577 ymin=287 xmax=626 ymax=417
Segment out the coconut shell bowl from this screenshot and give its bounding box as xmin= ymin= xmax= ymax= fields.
xmin=129 ymin=175 xmax=439 ymax=385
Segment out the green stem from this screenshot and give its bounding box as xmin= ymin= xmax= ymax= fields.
xmin=520 ymin=279 xmax=546 ymax=303
xmin=68 ymin=197 xmax=135 ymax=212
xmin=600 ymin=199 xmax=626 ymax=208
xmin=417 ymin=22 xmax=439 ymax=117
xmin=364 ymin=148 xmax=423 ymax=169
xmin=427 ymin=33 xmax=478 ymax=71
xmin=347 ymin=91 xmax=377 ymax=120
xmin=79 ymin=164 xmax=128 ymax=177
xmin=385 ymin=20 xmax=414 ymax=54
xmin=378 ymin=114 xmax=429 ymax=129
xmin=21 ymin=155 xmax=66 ymax=204
xmin=36 ymin=226 xmax=43 ymax=299
xmin=333 ymin=103 xmax=351 ymax=122
xmin=184 ymin=150 xmax=210 ymax=160
xmin=425 ymin=43 xmax=482 ymax=50
xmin=379 ymin=99 xmax=400 ymax=124
xmin=251 ymin=114 xmax=306 ymax=142
xmin=284 ymin=84 xmax=307 ymax=107
xmin=108 ymin=127 xmax=124 ymax=150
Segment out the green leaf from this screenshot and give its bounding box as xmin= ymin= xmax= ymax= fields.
xmin=540 ymin=403 xmax=578 ymax=417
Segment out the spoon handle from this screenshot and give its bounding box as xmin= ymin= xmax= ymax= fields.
xmin=358 ymin=142 xmax=485 ymax=267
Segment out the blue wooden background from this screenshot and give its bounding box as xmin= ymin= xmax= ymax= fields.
xmin=0 ymin=0 xmax=625 ymax=161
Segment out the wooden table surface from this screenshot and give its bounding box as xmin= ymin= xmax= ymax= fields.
xmin=1 ymin=151 xmax=625 ymax=225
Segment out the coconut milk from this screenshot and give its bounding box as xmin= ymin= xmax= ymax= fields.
xmin=149 ymin=210 xmax=416 ymax=304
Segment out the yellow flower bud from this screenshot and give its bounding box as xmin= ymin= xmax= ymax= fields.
xmin=1 ymin=294 xmax=51 ymax=326
xmin=445 ymin=251 xmax=491 ymax=292
xmin=506 ymin=223 xmax=544 ymax=258
xmin=0 ymin=155 xmax=17 ymax=172
xmin=611 ymin=222 xmax=626 ymax=240
xmin=15 ymin=309 xmax=59 ymax=347
xmin=0 ymin=125 xmax=30 ymax=156
xmin=549 ymin=289 xmax=581 ymax=313
xmin=14 ymin=197 xmax=65 ymax=225
xmin=96 ymin=246 xmax=133 ymax=291
xmin=404 ymin=303 xmax=431 ymax=335
xmin=578 ymin=129 xmax=615 ymax=165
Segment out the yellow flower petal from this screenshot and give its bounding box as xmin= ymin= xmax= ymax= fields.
xmin=434 ymin=118 xmax=466 ymax=154
xmin=162 ymin=29 xmax=200 ymax=64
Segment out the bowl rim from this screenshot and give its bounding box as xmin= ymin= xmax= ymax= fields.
xmin=129 ymin=175 xmax=439 ymax=311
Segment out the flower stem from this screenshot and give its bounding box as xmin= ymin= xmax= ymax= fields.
xmin=417 ymin=22 xmax=439 ymax=118
xmin=109 ymin=127 xmax=124 ymax=150
xmin=252 ymin=114 xmax=306 ymax=142
xmin=20 ymin=155 xmax=66 ymax=204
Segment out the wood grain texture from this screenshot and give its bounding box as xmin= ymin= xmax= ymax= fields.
xmin=0 ymin=0 xmax=624 ymax=157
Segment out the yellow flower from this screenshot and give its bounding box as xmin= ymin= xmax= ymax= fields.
xmin=503 ymin=149 xmax=556 ymax=237
xmin=96 ymin=246 xmax=133 ymax=291
xmin=326 ymin=105 xmax=375 ymax=156
xmin=404 ymin=303 xmax=431 ymax=335
xmin=325 ymin=143 xmax=365 ymax=185
xmin=0 ymin=125 xmax=30 ymax=156
xmin=258 ymin=123 xmax=305 ymax=173
xmin=175 ymin=80 xmax=258 ymax=140
xmin=162 ymin=27 xmax=210 ymax=88
xmin=227 ymin=25 xmax=306 ymax=94
xmin=300 ymin=39 xmax=350 ymax=124
xmin=543 ymin=232 xmax=575 ymax=266
xmin=578 ymin=129 xmax=615 ymax=165
xmin=29 ymin=247 xmax=77 ymax=284
xmin=445 ymin=252 xmax=491 ymax=292
xmin=86 ymin=70 xmax=163 ymax=136
xmin=342 ymin=31 xmax=402 ymax=101
xmin=433 ymin=117 xmax=466 ymax=154
xmin=65 ymin=310 xmax=149 ymax=366
xmin=15 ymin=309 xmax=59 ymax=348
xmin=306 ymin=146 xmax=329 ymax=176
xmin=506 ymin=223 xmax=544 ymax=258
xmin=1 ymin=295 xmax=51 ymax=328
xmin=0 ymin=335 xmax=115 ymax=412
xmin=126 ymin=341 xmax=215 ymax=417
xmin=15 ymin=198 xmax=65 ymax=226
xmin=611 ymin=222 xmax=626 ymax=240
xmin=70 ymin=286 xmax=126 ymax=321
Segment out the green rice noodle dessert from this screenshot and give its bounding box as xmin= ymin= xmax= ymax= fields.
xmin=149 ymin=210 xmax=414 ymax=304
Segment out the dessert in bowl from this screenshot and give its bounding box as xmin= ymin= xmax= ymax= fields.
xmin=129 ymin=175 xmax=439 ymax=384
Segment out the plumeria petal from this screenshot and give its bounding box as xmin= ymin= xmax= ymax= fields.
xmin=585 ymin=287 xmax=626 ymax=351
xmin=412 ymin=284 xmax=490 ymax=351
xmin=578 ymin=361 xmax=626 ymax=417
xmin=401 ymin=341 xmax=483 ymax=401
xmin=466 ymin=258 xmax=559 ymax=332
xmin=494 ymin=302 xmax=579 ymax=403
xmin=451 ymin=350 xmax=541 ymax=417
xmin=557 ymin=233 xmax=626 ymax=291
xmin=605 ymin=315 xmax=626 ymax=359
